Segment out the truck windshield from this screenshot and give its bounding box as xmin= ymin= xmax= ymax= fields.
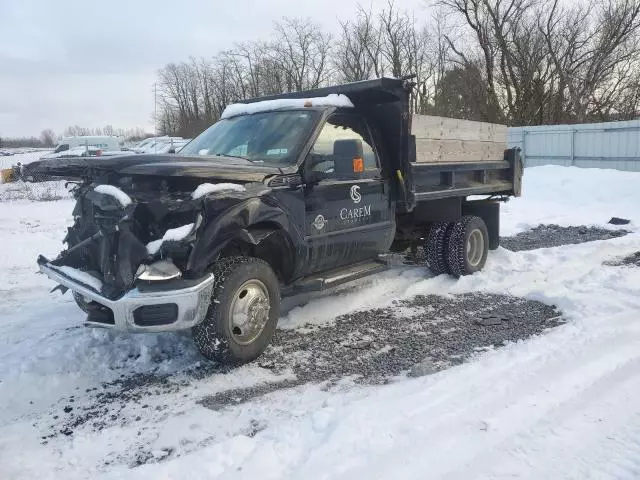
xmin=179 ymin=110 xmax=316 ymax=166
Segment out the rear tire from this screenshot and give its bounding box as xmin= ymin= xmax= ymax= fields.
xmin=446 ymin=216 xmax=489 ymax=277
xmin=192 ymin=256 xmax=280 ymax=364
xmin=425 ymin=222 xmax=453 ymax=275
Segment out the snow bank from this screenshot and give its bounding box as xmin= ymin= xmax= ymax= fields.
xmin=147 ymin=223 xmax=195 ymax=255
xmin=0 ymin=180 xmax=71 ymax=202
xmin=501 ymin=165 xmax=640 ymax=235
xmin=94 ymin=185 xmax=132 ymax=207
xmin=221 ymin=94 xmax=354 ymax=119
xmin=191 ymin=182 xmax=245 ymax=199
xmin=49 ymin=265 xmax=103 ymax=292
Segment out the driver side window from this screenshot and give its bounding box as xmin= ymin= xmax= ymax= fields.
xmin=310 ymin=114 xmax=378 ymax=179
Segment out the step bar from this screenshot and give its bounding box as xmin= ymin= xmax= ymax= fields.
xmin=282 ymin=259 xmax=388 ymax=296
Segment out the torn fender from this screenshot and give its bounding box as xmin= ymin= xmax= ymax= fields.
xmin=186 ymin=196 xmax=298 ymax=274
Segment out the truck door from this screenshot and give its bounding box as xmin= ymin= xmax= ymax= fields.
xmin=302 ymin=112 xmax=394 ymax=274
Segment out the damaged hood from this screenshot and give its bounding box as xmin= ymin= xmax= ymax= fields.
xmin=24 ymin=153 xmax=282 ymax=182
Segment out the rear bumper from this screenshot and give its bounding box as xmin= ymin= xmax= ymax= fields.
xmin=39 ymin=262 xmax=214 ymax=332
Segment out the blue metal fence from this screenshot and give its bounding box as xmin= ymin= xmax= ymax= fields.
xmin=508 ymin=119 xmax=640 ymax=171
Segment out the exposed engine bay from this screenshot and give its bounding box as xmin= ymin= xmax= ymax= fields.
xmin=45 ymin=174 xmax=253 ymax=299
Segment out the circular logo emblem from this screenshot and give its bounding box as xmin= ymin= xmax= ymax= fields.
xmin=313 ymin=214 xmax=326 ymax=230
xmin=350 ymin=185 xmax=361 ymax=204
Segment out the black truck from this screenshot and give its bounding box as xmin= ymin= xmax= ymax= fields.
xmin=31 ymin=77 xmax=523 ymax=364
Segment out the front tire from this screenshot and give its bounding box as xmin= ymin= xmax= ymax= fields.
xmin=446 ymin=216 xmax=489 ymax=277
xmin=192 ymin=256 xmax=280 ymax=364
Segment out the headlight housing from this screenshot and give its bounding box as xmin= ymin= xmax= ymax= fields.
xmin=136 ymin=259 xmax=182 ymax=282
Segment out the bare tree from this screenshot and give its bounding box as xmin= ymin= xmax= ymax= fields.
xmin=335 ymin=7 xmax=382 ymax=82
xmin=272 ymin=18 xmax=333 ymax=91
xmin=541 ymin=0 xmax=640 ymax=122
xmin=440 ymin=0 xmax=640 ymax=124
xmin=378 ymin=1 xmax=413 ymax=78
xmin=154 ymin=0 xmax=640 ymax=134
xmin=40 ymin=129 xmax=56 ymax=147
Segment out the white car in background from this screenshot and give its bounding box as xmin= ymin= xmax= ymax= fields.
xmin=43 ymin=136 xmax=123 ymax=158
xmin=131 ymin=137 xmax=157 ymax=152
xmin=41 ymin=146 xmax=125 ymax=159
xmin=133 ymin=136 xmax=187 ymax=153
xmin=152 ymin=139 xmax=191 ymax=153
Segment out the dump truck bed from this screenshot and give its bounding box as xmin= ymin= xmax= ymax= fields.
xmin=407 ymin=113 xmax=519 ymax=203
xmin=411 ymin=115 xmax=507 ymax=164
xmin=409 ymin=156 xmax=521 ymax=202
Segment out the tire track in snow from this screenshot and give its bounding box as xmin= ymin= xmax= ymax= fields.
xmin=283 ymin=314 xmax=640 ymax=480
xmin=445 ymin=339 xmax=640 ymax=479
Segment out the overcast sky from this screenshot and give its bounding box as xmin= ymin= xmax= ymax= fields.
xmin=0 ymin=0 xmax=425 ymax=138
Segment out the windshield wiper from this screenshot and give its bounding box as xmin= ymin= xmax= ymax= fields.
xmin=212 ymin=153 xmax=277 ymax=171
xmin=213 ymin=153 xmax=254 ymax=162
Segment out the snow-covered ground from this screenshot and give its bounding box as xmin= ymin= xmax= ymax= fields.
xmin=1 ymin=166 xmax=640 ymax=479
xmin=0 ymin=149 xmax=51 ymax=169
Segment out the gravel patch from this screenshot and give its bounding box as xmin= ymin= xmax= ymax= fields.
xmin=200 ymin=293 xmax=562 ymax=409
xmin=46 ymin=293 xmax=562 ymax=437
xmin=501 ymin=224 xmax=629 ymax=252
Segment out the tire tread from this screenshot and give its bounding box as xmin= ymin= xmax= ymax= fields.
xmin=446 ymin=216 xmax=488 ymax=278
xmin=425 ymin=222 xmax=452 ymax=275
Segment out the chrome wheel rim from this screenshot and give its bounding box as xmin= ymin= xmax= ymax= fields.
xmin=467 ymin=229 xmax=485 ymax=267
xmin=228 ymin=279 xmax=271 ymax=345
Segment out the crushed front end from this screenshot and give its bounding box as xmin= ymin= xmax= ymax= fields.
xmin=38 ymin=176 xmax=217 ymax=332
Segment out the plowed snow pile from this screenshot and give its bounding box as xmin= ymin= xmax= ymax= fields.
xmin=1 ymin=165 xmax=640 ymax=479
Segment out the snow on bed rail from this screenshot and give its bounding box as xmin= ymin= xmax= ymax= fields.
xmin=49 ymin=265 xmax=103 ymax=292
xmin=221 ymin=94 xmax=354 ymax=119
xmin=191 ymin=183 xmax=246 ymax=200
xmin=94 ymin=185 xmax=132 ymax=207
xmin=147 ymin=223 xmax=195 ymax=255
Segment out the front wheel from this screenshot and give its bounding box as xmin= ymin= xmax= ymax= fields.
xmin=192 ymin=256 xmax=280 ymax=364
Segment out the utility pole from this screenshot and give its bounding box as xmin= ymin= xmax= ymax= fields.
xmin=154 ymin=82 xmax=158 ymax=153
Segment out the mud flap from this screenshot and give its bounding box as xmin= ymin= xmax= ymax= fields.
xmin=463 ymin=201 xmax=500 ymax=250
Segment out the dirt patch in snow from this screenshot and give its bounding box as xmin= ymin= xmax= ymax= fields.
xmin=604 ymin=251 xmax=640 ymax=267
xmin=500 ymin=224 xmax=629 ymax=251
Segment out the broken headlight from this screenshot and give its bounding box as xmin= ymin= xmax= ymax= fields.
xmin=136 ymin=259 xmax=182 ymax=282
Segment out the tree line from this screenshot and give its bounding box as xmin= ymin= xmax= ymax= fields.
xmin=0 ymin=126 xmax=151 ymax=149
xmin=156 ymin=0 xmax=640 ymax=138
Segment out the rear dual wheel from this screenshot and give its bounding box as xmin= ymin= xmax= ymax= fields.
xmin=425 ymin=216 xmax=489 ymax=277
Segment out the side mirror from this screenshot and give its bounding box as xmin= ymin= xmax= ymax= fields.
xmin=167 ymin=147 xmax=176 ymax=154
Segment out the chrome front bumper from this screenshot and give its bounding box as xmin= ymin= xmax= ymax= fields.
xmin=39 ymin=262 xmax=214 ymax=332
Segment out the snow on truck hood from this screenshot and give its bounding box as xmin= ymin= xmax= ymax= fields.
xmin=221 ymin=93 xmax=354 ymax=119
